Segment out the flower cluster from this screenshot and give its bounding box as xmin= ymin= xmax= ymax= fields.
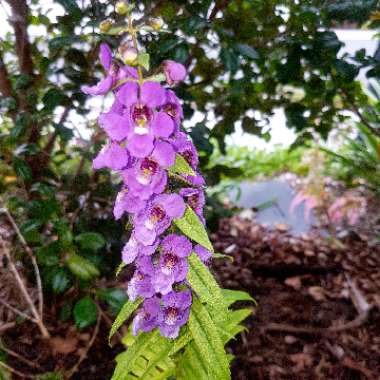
xmin=85 ymin=44 xmax=211 ymax=339
xmin=328 ymin=194 xmax=367 ymax=226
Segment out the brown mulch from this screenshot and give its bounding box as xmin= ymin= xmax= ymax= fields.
xmin=213 ymin=216 xmax=380 ymax=380
xmin=2 ymin=214 xmax=380 ymax=379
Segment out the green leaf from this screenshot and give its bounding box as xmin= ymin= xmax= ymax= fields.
xmin=75 ymin=232 xmax=105 ymax=251
xmin=97 ymin=288 xmax=128 ymax=315
xmin=42 ymin=88 xmax=69 ymax=111
xmin=112 ymin=330 xmax=175 ymax=380
xmin=20 ymin=219 xmax=42 ymax=243
xmin=13 ymin=158 xmax=32 ymax=182
xmin=174 ymin=206 xmax=214 ymax=252
xmin=169 ymin=154 xmax=196 ymax=176
xmin=187 ymin=253 xmax=227 ymax=323
xmin=235 ymin=43 xmax=259 ymax=59
xmin=51 ymin=267 xmax=71 ymax=294
xmin=73 ymin=297 xmax=97 ymax=329
xmin=49 ymin=36 xmax=81 ymax=51
xmin=137 ymin=53 xmax=150 ymax=71
xmin=221 ymin=289 xmax=256 ymax=307
xmin=109 ymin=298 xmax=143 ymax=342
xmin=188 ymin=298 xmax=231 ymax=380
xmin=66 ymin=253 xmax=100 ymax=280
xmin=115 ymin=262 xmax=126 ymax=277
xmin=220 ymin=47 xmax=238 ymax=72
xmin=36 ymin=242 xmax=60 ymax=266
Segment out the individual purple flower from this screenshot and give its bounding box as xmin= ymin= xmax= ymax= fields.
xmin=122 ymin=235 xmax=159 ymax=264
xmin=158 ymin=290 xmax=192 ymax=339
xmin=162 ymin=90 xmax=183 ymax=126
xmin=93 ymin=142 xmax=130 ymax=171
xmin=132 ymin=296 xmax=160 ymax=335
xmin=134 ymin=194 xmax=186 ymax=245
xmin=153 ymin=234 xmax=192 ymax=294
xmin=127 ymin=256 xmax=155 ymax=301
xmin=82 ymin=43 xmax=138 ymax=95
xmin=171 ymin=132 xmax=199 ymax=169
xmin=98 ymin=111 xmax=131 ymax=142
xmin=194 ymin=244 xmax=212 ymax=263
xmin=122 ymin=140 xmax=175 ymax=199
xmin=116 ymin=81 xmax=175 ymax=158
xmin=163 ymin=60 xmax=187 ymax=85
xmin=113 ymin=188 xmax=147 ymax=219
xmin=180 ymin=188 xmax=205 ymax=222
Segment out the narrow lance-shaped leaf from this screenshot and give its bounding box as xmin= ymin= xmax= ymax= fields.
xmin=174 ymin=206 xmax=214 ymax=252
xmin=169 ymin=154 xmax=196 ymax=176
xmin=187 ymin=253 xmax=227 ymax=323
xmin=109 ymin=298 xmax=143 ymax=342
xmin=188 ymin=298 xmax=231 ymax=380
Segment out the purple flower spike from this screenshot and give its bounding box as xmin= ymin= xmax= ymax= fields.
xmin=82 ymin=43 xmax=138 ymax=96
xmin=99 ymin=112 xmax=131 ymax=142
xmin=194 ymin=244 xmax=212 ymax=263
xmin=99 ymin=43 xmax=112 ymax=71
xmin=113 ymin=189 xmax=147 ymax=219
xmin=122 ymin=235 xmax=159 ymax=264
xmin=116 ymin=82 xmax=175 ymax=158
xmin=122 ymin=141 xmax=175 ymax=200
xmin=93 ymin=142 xmax=130 ymax=171
xmin=171 ymin=132 xmax=199 ymax=169
xmin=134 ymin=194 xmax=186 ymax=245
xmin=158 ymin=290 xmax=192 ymax=339
xmin=162 ymin=90 xmax=184 ymax=127
xmin=153 ymin=234 xmax=192 ymax=294
xmin=180 ymin=188 xmax=205 ymax=222
xmin=132 ymin=296 xmax=160 ymax=335
xmin=163 ymin=60 xmax=187 ymax=85
xmin=128 ymin=256 xmax=155 ymax=301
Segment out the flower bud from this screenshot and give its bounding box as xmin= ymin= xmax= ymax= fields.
xmin=119 ymin=44 xmax=138 ymax=66
xmin=163 ymin=60 xmax=187 ymax=85
xmin=115 ymin=1 xmax=128 ymax=15
xmin=149 ymin=17 xmax=164 ymax=31
xmin=99 ymin=20 xmax=113 ymax=33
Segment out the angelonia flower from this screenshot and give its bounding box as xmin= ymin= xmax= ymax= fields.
xmin=328 ymin=194 xmax=367 ymax=226
xmin=86 ymin=43 xmax=208 ymax=339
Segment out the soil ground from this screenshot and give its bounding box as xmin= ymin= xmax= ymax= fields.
xmin=2 ymin=215 xmax=380 ymax=379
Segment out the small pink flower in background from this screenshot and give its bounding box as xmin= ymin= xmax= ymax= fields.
xmin=328 ymin=195 xmax=366 ymax=226
xmin=289 ymin=190 xmax=320 ymax=221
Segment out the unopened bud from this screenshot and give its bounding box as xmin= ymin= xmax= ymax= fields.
xmin=115 ymin=1 xmax=128 ymax=15
xmin=99 ymin=20 xmax=113 ymax=33
xmin=149 ymin=17 xmax=164 ymax=31
xmin=119 ymin=45 xmax=138 ymax=66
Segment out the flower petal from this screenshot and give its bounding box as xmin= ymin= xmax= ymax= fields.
xmin=151 ymin=112 xmax=174 ymax=138
xmin=140 ymin=82 xmax=166 ymax=108
xmin=151 ymin=140 xmax=175 ymax=167
xmin=127 ymin=134 xmax=154 ymax=158
xmin=81 ymin=76 xmax=113 ymax=95
xmin=99 ymin=43 xmax=112 ymax=71
xmin=117 ymin=81 xmax=139 ymax=107
xmin=99 ymin=112 xmax=130 ymax=141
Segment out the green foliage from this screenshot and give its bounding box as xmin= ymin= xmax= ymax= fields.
xmin=169 ymin=154 xmax=196 ymax=176
xmin=324 ymin=123 xmax=380 ymax=193
xmin=174 ymin=206 xmax=214 ymax=252
xmin=73 ymin=297 xmax=98 ymax=329
xmin=97 ymin=288 xmax=129 ymax=315
xmin=209 ymin=144 xmax=310 ymax=181
xmin=109 ymin=298 xmax=143 ymax=342
xmin=112 ymin=288 xmax=253 ymax=380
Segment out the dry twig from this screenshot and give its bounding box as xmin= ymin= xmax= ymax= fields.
xmin=64 ymin=307 xmax=101 ymax=379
